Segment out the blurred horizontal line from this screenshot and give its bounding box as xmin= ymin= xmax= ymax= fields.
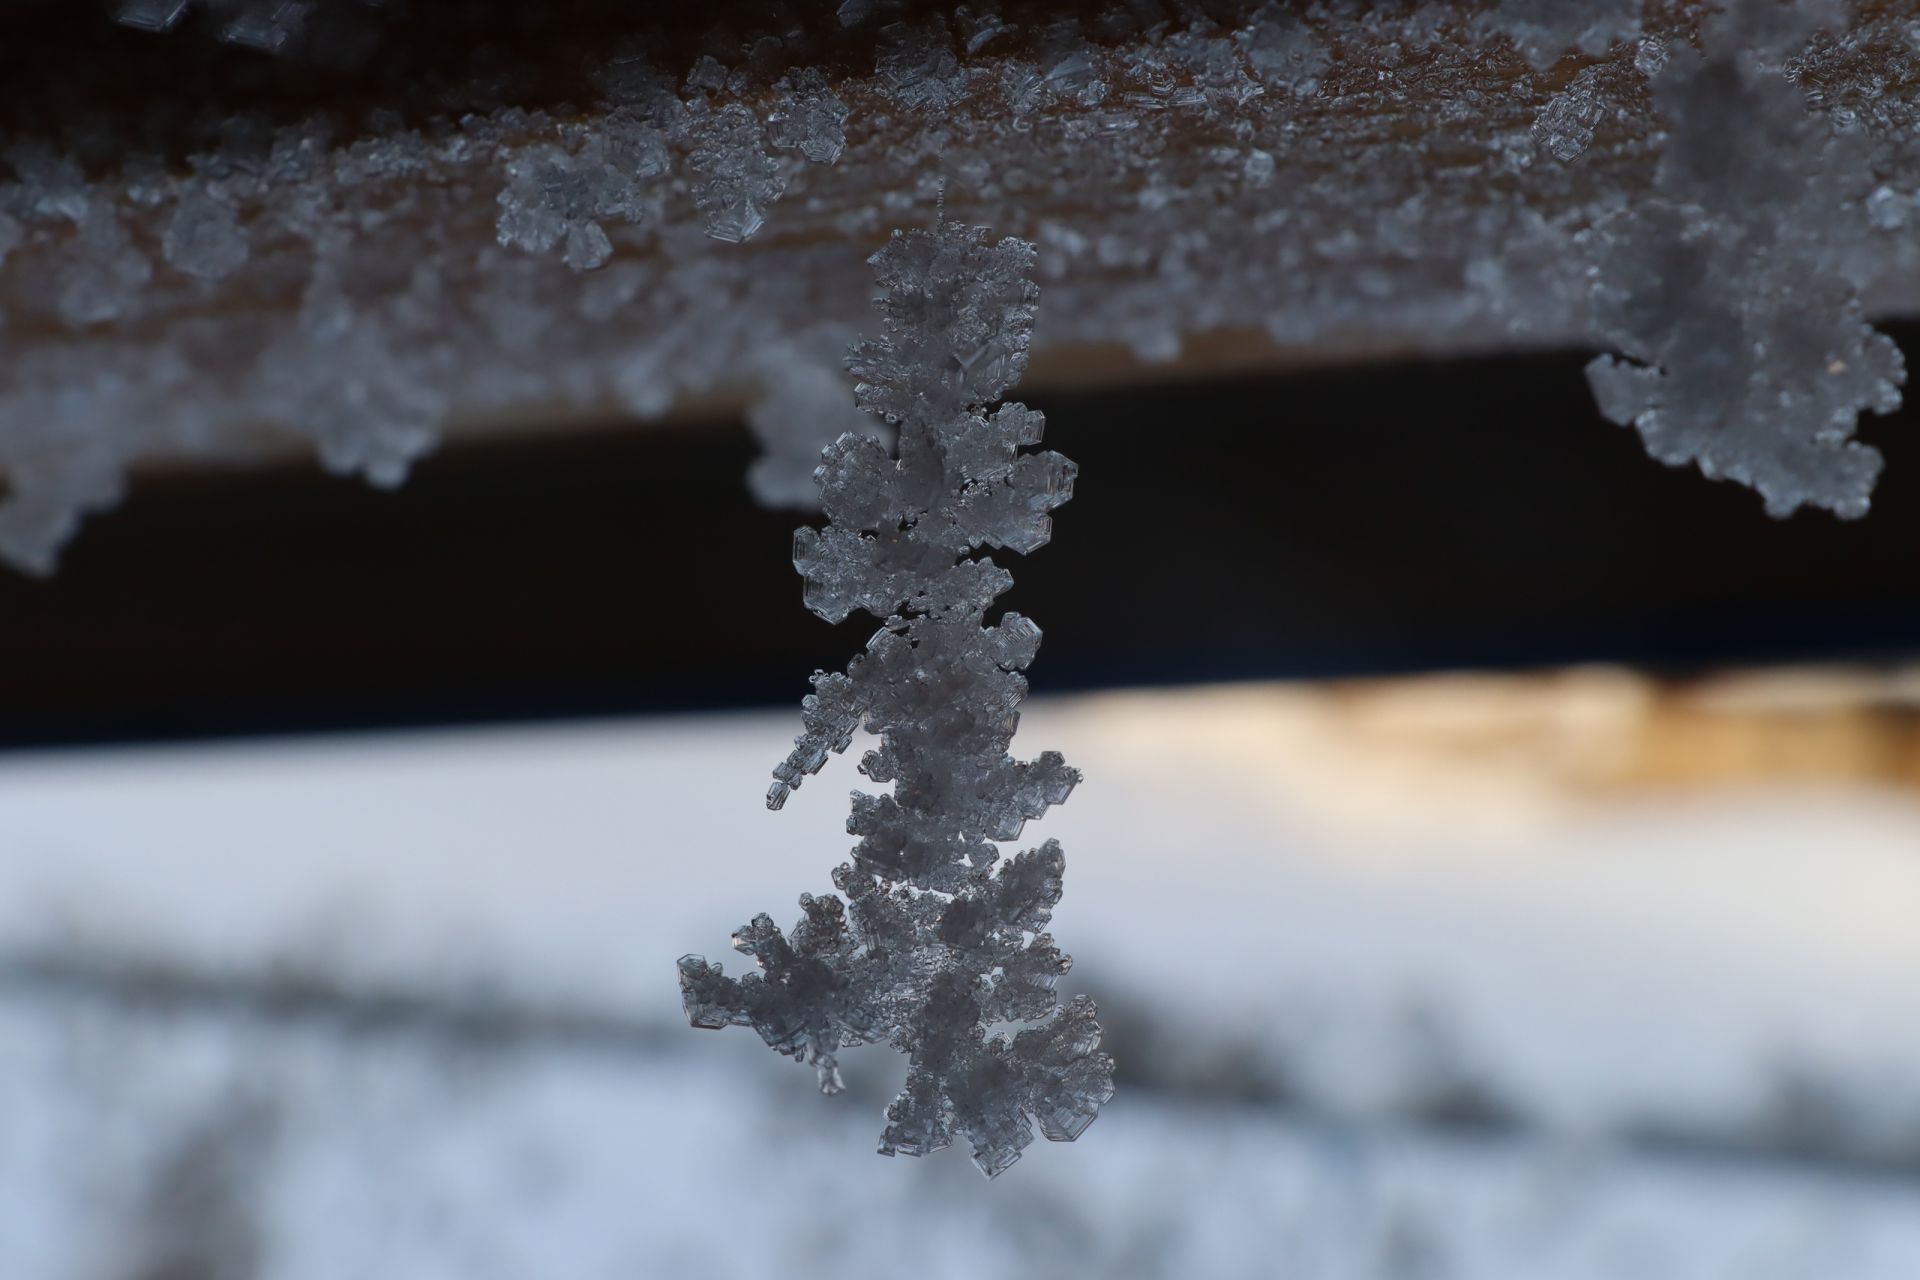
xmin=7 ymin=945 xmax=1919 ymax=1190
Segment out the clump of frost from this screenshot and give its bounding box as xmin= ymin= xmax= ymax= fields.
xmin=1633 ymin=36 xmax=1670 ymax=79
xmin=1478 ymin=0 xmax=1643 ymax=71
xmin=1531 ymin=66 xmax=1608 ymax=163
xmin=164 ymin=185 xmax=249 ymax=281
xmin=768 ymin=69 xmax=851 ymax=167
xmin=114 ymin=0 xmax=192 ymax=31
xmin=875 ymin=21 xmax=969 ymax=113
xmin=0 ymin=452 xmax=127 ymax=578
xmin=686 ymin=103 xmax=786 ymax=244
xmin=678 ymin=223 xmax=1112 ymax=1178
xmin=1235 ymin=3 xmax=1329 ymax=98
xmin=1157 ymin=24 xmax=1264 ymax=114
xmin=57 ymin=207 xmax=153 ymax=327
xmin=1000 ymin=21 xmax=1110 ymax=117
xmin=1582 ymin=0 xmax=1905 ymax=518
xmin=494 ymin=124 xmax=668 ymax=271
xmin=744 ymin=334 xmax=884 ymax=509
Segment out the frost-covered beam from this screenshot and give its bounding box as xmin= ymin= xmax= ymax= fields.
xmin=0 ymin=1 xmax=1916 ymax=570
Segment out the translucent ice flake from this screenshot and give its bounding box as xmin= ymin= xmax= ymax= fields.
xmin=1866 ymin=187 xmax=1914 ymax=231
xmin=768 ymin=69 xmax=851 ymax=167
xmin=1531 ymin=67 xmax=1607 ymax=164
xmin=686 ymin=103 xmax=786 ymax=244
xmin=1634 ymin=36 xmax=1670 ymax=79
xmin=113 ymin=0 xmax=190 ymax=33
xmin=218 ymin=0 xmax=315 ymax=54
xmin=57 ymin=207 xmax=152 ymax=327
xmin=680 ymin=224 xmax=1111 ymax=1176
xmin=1158 ymin=25 xmax=1264 ymax=115
xmin=955 ymin=4 xmax=1015 ymax=56
xmin=0 ymin=451 xmax=127 ymax=578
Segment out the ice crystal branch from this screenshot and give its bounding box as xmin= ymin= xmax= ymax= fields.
xmin=677 ymin=222 xmax=1112 ymax=1178
xmin=1582 ymin=0 xmax=1907 ymax=518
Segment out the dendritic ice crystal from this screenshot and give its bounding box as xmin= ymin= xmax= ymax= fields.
xmin=676 ymin=222 xmax=1113 ymax=1178
xmin=1582 ymin=2 xmax=1907 ymax=518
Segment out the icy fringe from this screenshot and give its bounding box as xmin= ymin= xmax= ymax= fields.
xmin=7 ymin=1 xmax=1914 ymax=571
xmin=676 ymin=222 xmax=1113 ymax=1179
xmin=1581 ymin=0 xmax=1906 ymax=519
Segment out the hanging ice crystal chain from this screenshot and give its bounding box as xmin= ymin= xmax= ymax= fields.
xmin=676 ymin=221 xmax=1115 ymax=1178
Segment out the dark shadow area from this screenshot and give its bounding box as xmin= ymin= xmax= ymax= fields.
xmin=5 ymin=325 xmax=1920 ymax=748
xmin=0 ymin=0 xmax=1230 ymax=154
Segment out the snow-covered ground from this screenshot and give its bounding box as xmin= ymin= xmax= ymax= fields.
xmin=3 ymin=685 xmax=1919 ymax=1278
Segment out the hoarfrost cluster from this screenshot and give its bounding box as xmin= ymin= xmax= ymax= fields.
xmin=0 ymin=0 xmax=1916 ymax=570
xmin=678 ymin=221 xmax=1114 ymax=1177
xmin=1581 ymin=1 xmax=1906 ymax=517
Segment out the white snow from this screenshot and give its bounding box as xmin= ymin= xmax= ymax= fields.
xmin=3 ymin=685 xmax=1920 ymax=1275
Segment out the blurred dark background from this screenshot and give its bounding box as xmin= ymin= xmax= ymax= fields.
xmin=5 ymin=327 xmax=1920 ymax=749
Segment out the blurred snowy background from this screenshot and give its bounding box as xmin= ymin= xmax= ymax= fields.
xmin=5 ymin=672 xmax=1920 ymax=1280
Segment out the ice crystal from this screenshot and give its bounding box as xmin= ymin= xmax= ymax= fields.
xmin=1158 ymin=25 xmax=1264 ymax=115
xmin=686 ymin=103 xmax=786 ymax=244
xmin=1531 ymin=64 xmax=1618 ymax=165
xmin=768 ymin=69 xmax=851 ymax=168
xmin=1479 ymin=0 xmax=1643 ymax=71
xmin=876 ymin=21 xmax=968 ymax=114
xmin=494 ymin=123 xmax=667 ymax=271
xmin=745 ymin=334 xmax=884 ymax=509
xmin=679 ymin=223 xmax=1112 ymax=1178
xmin=1866 ymin=186 xmax=1914 ymax=232
xmin=1582 ymin=1 xmax=1906 ymax=518
xmin=57 ymin=207 xmax=152 ymax=327
xmin=1235 ymin=4 xmax=1329 ymax=100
